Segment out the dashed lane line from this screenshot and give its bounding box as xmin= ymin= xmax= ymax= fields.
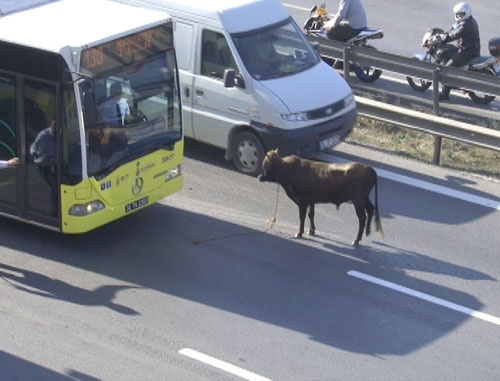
xmin=348 ymin=270 xmax=500 ymax=326
xmin=179 ymin=348 xmax=271 ymax=381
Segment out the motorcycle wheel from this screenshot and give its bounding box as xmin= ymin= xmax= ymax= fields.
xmin=466 ymin=70 xmax=496 ymax=104
xmin=352 ymin=46 xmax=382 ymax=83
xmin=353 ymin=65 xmax=382 ymax=83
xmin=407 ymin=77 xmax=432 ymax=91
xmin=467 ymin=91 xmax=495 ymax=105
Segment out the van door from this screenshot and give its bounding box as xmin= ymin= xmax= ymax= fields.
xmin=173 ymin=20 xmax=196 ymax=139
xmin=191 ymin=28 xmax=252 ymax=148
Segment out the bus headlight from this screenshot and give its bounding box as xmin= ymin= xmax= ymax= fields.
xmin=166 ymin=165 xmax=182 ymax=181
xmin=69 ymin=200 xmax=105 ymax=216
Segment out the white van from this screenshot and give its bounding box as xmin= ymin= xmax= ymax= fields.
xmin=115 ymin=0 xmax=357 ymax=175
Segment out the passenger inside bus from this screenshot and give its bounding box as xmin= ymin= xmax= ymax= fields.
xmin=30 ymin=118 xmax=57 ymax=191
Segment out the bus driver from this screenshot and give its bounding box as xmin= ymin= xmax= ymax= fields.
xmin=98 ymin=83 xmax=132 ymax=127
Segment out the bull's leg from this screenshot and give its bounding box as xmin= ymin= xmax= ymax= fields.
xmin=352 ymin=201 xmax=367 ymax=247
xmin=365 ymin=197 xmax=375 ymax=237
xmin=307 ymin=204 xmax=316 ymax=236
xmin=295 ymin=203 xmax=307 ymax=239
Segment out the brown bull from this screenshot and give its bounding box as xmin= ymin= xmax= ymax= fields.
xmin=258 ymin=149 xmax=383 ymax=246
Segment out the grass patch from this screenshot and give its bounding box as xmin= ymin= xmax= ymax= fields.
xmin=347 ymin=117 xmax=500 ymax=179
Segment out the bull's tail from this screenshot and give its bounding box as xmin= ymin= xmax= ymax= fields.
xmin=374 ymin=173 xmax=384 ymax=237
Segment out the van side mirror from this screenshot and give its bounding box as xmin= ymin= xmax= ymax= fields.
xmin=223 ymin=68 xmax=236 ymax=88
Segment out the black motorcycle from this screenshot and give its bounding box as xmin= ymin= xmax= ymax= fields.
xmin=407 ymin=27 xmax=500 ymax=104
xmin=304 ymin=4 xmax=384 ymax=83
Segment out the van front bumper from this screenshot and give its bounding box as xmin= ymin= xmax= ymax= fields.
xmin=251 ymin=107 xmax=357 ymax=157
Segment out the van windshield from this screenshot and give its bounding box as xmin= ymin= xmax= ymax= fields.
xmin=232 ymin=18 xmax=319 ymax=81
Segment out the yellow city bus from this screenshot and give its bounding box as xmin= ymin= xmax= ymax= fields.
xmin=0 ymin=0 xmax=183 ymax=233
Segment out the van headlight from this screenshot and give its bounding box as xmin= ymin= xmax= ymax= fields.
xmin=69 ymin=200 xmax=105 ymax=216
xmin=344 ymin=93 xmax=355 ymax=108
xmin=281 ymin=111 xmax=308 ymax=121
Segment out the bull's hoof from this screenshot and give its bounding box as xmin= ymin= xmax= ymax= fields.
xmin=294 ymin=232 xmax=303 ymax=239
xmin=352 ymin=240 xmax=360 ymax=247
xmin=307 ymin=228 xmax=315 ymax=236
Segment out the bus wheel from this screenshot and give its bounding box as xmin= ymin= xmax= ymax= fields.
xmin=231 ymin=131 xmax=265 ymax=176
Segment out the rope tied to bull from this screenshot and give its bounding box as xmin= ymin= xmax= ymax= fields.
xmin=265 ymin=182 xmax=280 ymax=232
xmin=193 ymin=183 xmax=280 ymax=245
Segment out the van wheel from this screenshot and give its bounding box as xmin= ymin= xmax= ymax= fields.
xmin=231 ymin=131 xmax=265 ymax=176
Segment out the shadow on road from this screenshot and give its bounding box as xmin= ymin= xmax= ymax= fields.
xmin=0 ymin=200 xmax=495 ymax=357
xmin=0 ymin=349 xmax=98 ymax=380
xmin=0 ymin=263 xmax=140 ymax=315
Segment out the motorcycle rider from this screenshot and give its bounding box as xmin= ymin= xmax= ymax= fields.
xmin=440 ymin=2 xmax=481 ymax=100
xmin=324 ymin=0 xmax=367 ymax=42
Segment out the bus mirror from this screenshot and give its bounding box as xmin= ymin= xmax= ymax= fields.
xmin=223 ymin=68 xmax=235 ymax=88
xmin=83 ymin=89 xmax=98 ymax=126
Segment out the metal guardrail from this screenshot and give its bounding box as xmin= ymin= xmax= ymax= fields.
xmin=307 ymin=35 xmax=500 ymax=162
xmin=356 ymin=96 xmax=500 ymax=150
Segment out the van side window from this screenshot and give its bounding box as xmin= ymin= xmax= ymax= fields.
xmin=201 ymin=30 xmax=238 ymax=79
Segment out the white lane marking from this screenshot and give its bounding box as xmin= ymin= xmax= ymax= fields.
xmin=179 ymin=348 xmax=271 ymax=381
xmin=348 ymin=270 xmax=500 ymax=326
xmin=283 ymin=2 xmax=309 ymax=12
xmin=313 ymin=152 xmax=500 ymax=211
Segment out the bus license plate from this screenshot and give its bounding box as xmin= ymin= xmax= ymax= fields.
xmin=125 ymin=196 xmax=149 ymax=213
xmin=319 ymin=135 xmax=341 ymax=151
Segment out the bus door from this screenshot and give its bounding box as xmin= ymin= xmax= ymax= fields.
xmin=0 ymin=74 xmax=19 ymax=216
xmin=23 ymin=79 xmax=59 ymax=227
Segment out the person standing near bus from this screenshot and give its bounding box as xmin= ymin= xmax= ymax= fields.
xmin=324 ymin=0 xmax=367 ymax=42
xmin=0 ymin=157 xmax=19 ymax=168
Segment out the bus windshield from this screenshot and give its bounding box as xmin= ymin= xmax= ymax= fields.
xmin=232 ymin=18 xmax=319 ymax=81
xmin=79 ymin=24 xmax=181 ymax=178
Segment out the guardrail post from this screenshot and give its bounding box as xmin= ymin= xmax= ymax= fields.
xmin=432 ymin=68 xmax=441 ymax=115
xmin=432 ymin=68 xmax=442 ymax=165
xmin=343 ymin=46 xmax=351 ymax=83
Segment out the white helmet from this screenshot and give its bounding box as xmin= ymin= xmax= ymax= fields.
xmin=453 ymin=2 xmax=471 ymax=21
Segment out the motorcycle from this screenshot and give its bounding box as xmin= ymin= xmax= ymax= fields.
xmin=304 ymin=3 xmax=384 ymax=83
xmin=407 ymin=27 xmax=500 ymax=104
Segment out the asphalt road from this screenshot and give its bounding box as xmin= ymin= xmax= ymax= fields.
xmin=1 ymin=1 xmax=499 ymax=379
xmin=1 ymin=139 xmax=499 ymax=380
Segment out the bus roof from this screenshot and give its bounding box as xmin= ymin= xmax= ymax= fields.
xmin=0 ymin=0 xmax=58 ymax=16
xmin=115 ymin=0 xmax=290 ymax=34
xmin=0 ymin=0 xmax=170 ymax=53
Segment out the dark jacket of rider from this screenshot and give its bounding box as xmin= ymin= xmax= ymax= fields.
xmin=445 ymin=16 xmax=480 ymax=56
